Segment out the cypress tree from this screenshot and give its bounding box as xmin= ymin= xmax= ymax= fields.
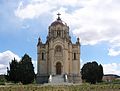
xmin=7 ymin=54 xmax=35 ymax=84
xmin=81 ymin=61 xmax=103 ymax=84
xmin=20 ymin=54 xmax=35 ymax=84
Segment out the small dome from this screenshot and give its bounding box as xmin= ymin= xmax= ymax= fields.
xmin=51 ymin=20 xmax=67 ymax=26
xmin=50 ymin=13 xmax=67 ymax=26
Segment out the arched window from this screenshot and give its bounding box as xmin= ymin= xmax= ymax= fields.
xmin=74 ymin=53 xmax=76 ymax=60
xmin=57 ymin=30 xmax=61 ymax=36
xmin=55 ymin=45 xmax=62 ymax=53
xmin=42 ymin=52 xmax=45 ymax=60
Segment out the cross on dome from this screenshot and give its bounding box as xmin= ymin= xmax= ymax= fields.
xmin=57 ymin=13 xmax=61 ymax=20
xmin=57 ymin=13 xmax=61 ymax=17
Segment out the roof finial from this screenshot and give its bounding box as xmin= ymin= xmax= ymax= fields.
xmin=37 ymin=37 xmax=42 ymax=46
xmin=57 ymin=13 xmax=61 ymax=20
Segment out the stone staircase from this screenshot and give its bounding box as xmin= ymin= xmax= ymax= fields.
xmin=43 ymin=74 xmax=82 ymax=85
xmin=48 ymin=75 xmax=70 ymax=85
xmin=51 ymin=75 xmax=64 ymax=83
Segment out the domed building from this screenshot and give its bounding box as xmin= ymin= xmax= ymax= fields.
xmin=37 ymin=14 xmax=81 ymax=84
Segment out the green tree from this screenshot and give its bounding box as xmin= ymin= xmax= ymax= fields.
xmin=81 ymin=61 xmax=103 ymax=84
xmin=7 ymin=54 xmax=35 ymax=84
xmin=7 ymin=58 xmax=20 ymax=83
xmin=20 ymin=54 xmax=35 ymax=84
xmin=97 ymin=64 xmax=103 ymax=82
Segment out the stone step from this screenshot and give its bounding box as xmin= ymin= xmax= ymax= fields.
xmin=52 ymin=75 xmax=64 ymax=83
xmin=49 ymin=75 xmax=66 ymax=83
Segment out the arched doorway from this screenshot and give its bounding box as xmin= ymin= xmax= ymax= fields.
xmin=56 ymin=62 xmax=61 ymax=75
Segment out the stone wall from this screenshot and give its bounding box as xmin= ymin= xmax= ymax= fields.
xmin=68 ymin=74 xmax=82 ymax=83
xmin=36 ymin=75 xmax=49 ymax=84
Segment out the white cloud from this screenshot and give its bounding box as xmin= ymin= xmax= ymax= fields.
xmin=103 ymin=63 xmax=120 ymax=76
xmin=108 ymin=49 xmax=120 ymax=56
xmin=15 ymin=1 xmax=56 ymax=19
xmin=0 ymin=50 xmax=20 ymax=74
xmin=32 ymin=60 xmax=37 ymax=74
xmin=0 ymin=50 xmax=37 ymax=74
xmin=15 ymin=0 xmax=81 ymax=20
xmin=15 ymin=0 xmax=120 ymax=56
xmin=108 ymin=37 xmax=120 ymax=56
xmin=80 ymin=59 xmax=83 ymax=69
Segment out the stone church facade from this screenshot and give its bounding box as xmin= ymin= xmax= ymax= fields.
xmin=36 ymin=14 xmax=81 ymax=84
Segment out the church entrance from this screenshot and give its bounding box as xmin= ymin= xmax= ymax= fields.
xmin=56 ymin=62 xmax=61 ymax=75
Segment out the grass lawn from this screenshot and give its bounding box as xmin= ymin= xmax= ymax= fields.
xmin=0 ymin=83 xmax=120 ymax=91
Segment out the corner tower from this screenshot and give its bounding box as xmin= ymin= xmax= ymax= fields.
xmin=37 ymin=14 xmax=81 ymax=84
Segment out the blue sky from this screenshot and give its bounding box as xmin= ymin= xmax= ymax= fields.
xmin=0 ymin=0 xmax=120 ymax=75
